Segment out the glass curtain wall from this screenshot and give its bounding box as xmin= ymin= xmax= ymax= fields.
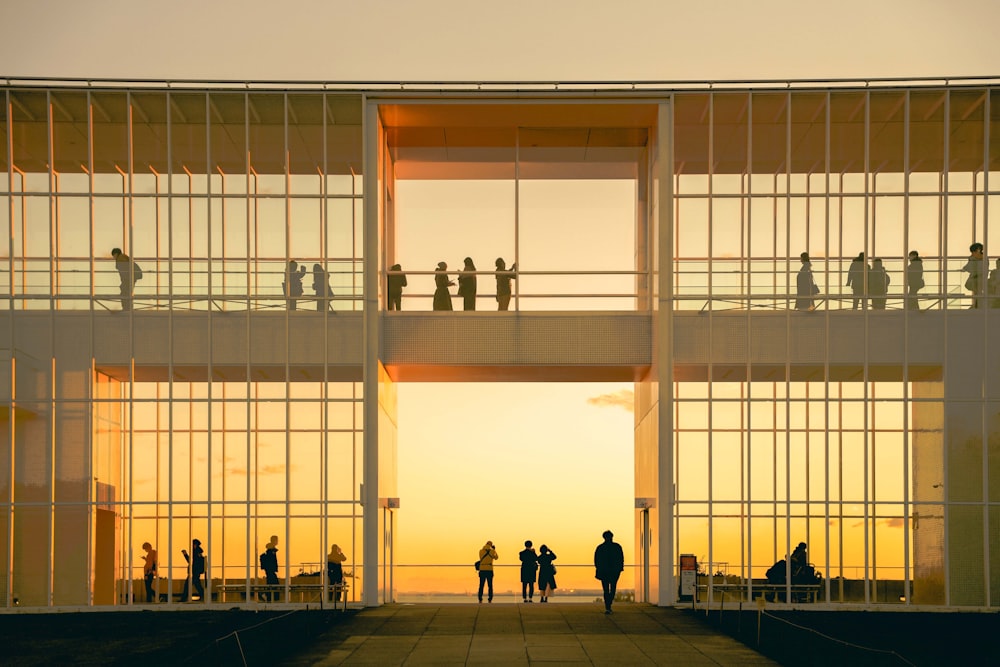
xmin=1 ymin=88 xmax=364 ymax=606
xmin=671 ymin=87 xmax=995 ymax=605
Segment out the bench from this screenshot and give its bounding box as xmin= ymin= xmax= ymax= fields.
xmin=212 ymin=582 xmax=349 ymax=609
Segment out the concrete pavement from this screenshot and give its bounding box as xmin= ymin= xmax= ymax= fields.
xmin=285 ymin=602 xmax=778 ymax=666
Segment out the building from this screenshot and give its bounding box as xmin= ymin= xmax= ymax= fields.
xmin=1 ymin=77 xmax=998 ymax=608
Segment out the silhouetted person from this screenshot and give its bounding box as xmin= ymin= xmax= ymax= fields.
xmin=327 ymin=543 xmax=347 ymax=602
xmin=594 ymin=530 xmax=624 ymax=614
xmin=458 ymin=257 xmax=478 ymax=311
xmin=260 ymin=535 xmax=280 ymax=601
xmin=846 ymin=252 xmax=868 ymax=310
xmin=907 ymin=251 xmax=924 ymax=310
xmin=312 ymin=264 xmax=334 ymax=311
xmin=964 ymin=242 xmax=985 ymax=308
xmin=284 ymin=261 xmax=305 ymax=310
xmin=111 ymin=247 xmax=143 ymax=311
xmin=181 ymin=539 xmax=206 ymax=601
xmin=790 ymin=542 xmax=808 ymax=578
xmin=433 ymin=261 xmax=454 ymax=311
xmin=868 ymin=258 xmax=890 ymax=310
xmin=141 ymin=542 xmax=157 ymax=603
xmin=477 ymin=540 xmax=498 ymax=603
xmin=387 ymin=264 xmax=407 ymax=311
xmin=519 ymin=540 xmax=538 ymax=603
xmin=795 ymin=252 xmax=818 ymax=311
xmin=495 ymin=258 xmax=517 ymax=311
xmin=537 ymin=544 xmax=557 ymax=603
xmin=989 ymin=258 xmax=1000 ymax=309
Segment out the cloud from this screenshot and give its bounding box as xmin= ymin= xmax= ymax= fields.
xmin=587 ymin=389 xmax=634 ymax=412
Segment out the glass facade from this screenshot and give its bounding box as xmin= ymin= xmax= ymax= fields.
xmin=0 ymin=81 xmax=998 ymax=609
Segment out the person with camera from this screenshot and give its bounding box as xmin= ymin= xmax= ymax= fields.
xmin=477 ymin=540 xmax=498 ymax=603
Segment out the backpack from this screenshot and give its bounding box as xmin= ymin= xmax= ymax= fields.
xmin=259 ymin=551 xmax=268 ymax=571
xmin=133 ymin=263 xmax=144 ymax=281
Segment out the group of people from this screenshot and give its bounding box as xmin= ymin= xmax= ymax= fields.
xmin=138 ymin=536 xmax=347 ymax=604
xmin=764 ymin=541 xmax=822 ymax=602
xmin=797 ymin=243 xmax=998 ymax=311
xmin=284 ymin=261 xmax=335 ymax=311
xmin=139 ymin=539 xmax=205 ymax=603
xmin=475 ymin=530 xmax=625 ymax=614
xmin=430 ymin=257 xmax=517 ymax=311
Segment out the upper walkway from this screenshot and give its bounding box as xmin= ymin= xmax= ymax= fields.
xmin=286 ymin=603 xmax=777 ymax=666
xmin=3 ymin=307 xmax=996 ymax=384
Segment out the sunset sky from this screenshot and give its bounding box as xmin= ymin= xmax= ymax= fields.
xmin=4 ymin=0 xmax=998 ymax=594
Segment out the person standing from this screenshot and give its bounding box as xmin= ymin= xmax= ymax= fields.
xmin=327 ymin=543 xmax=347 ymax=602
xmin=906 ymin=250 xmax=924 ymax=310
xmin=846 ymin=252 xmax=868 ymax=310
xmin=141 ymin=541 xmax=158 ymax=603
xmin=387 ymin=264 xmax=407 ymax=311
xmin=519 ymin=540 xmax=538 ymax=603
xmin=795 ymin=252 xmax=819 ymax=311
xmin=284 ymin=261 xmax=305 ymax=310
xmin=477 ymin=540 xmax=498 ymax=603
xmin=988 ymin=258 xmax=1000 ymax=309
xmin=537 ymin=544 xmax=557 ymax=603
xmin=964 ymin=242 xmax=985 ymax=308
xmin=181 ymin=539 xmax=206 ymax=601
xmin=458 ymin=257 xmax=478 ymax=311
xmin=260 ymin=535 xmax=280 ymax=601
xmin=111 ymin=247 xmax=143 ymax=311
xmin=594 ymin=530 xmax=624 ymax=614
xmin=495 ymin=258 xmax=517 ymax=311
xmin=868 ymin=258 xmax=890 ymax=310
xmin=433 ymin=262 xmax=454 ymax=311
xmin=312 ymin=264 xmax=335 ymax=311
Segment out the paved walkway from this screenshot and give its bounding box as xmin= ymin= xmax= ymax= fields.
xmin=286 ymin=603 xmax=778 ymax=666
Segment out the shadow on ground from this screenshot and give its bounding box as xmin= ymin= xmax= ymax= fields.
xmin=0 ymin=608 xmax=353 ymax=666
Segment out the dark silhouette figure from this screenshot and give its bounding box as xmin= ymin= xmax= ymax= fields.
xmin=907 ymin=251 xmax=924 ymax=310
xmin=495 ymin=258 xmax=517 ymax=311
xmin=312 ymin=264 xmax=335 ymax=311
xmin=519 ymin=540 xmax=538 ymax=603
xmin=765 ymin=541 xmax=821 ymax=602
xmin=868 ymin=258 xmax=890 ymax=310
xmin=327 ymin=543 xmax=347 ymax=601
xmin=846 ymin=252 xmax=868 ymax=310
xmin=141 ymin=541 xmax=157 ymax=603
xmin=260 ymin=535 xmax=280 ymax=601
xmin=477 ymin=540 xmax=498 ymax=603
xmin=284 ymin=261 xmax=306 ymax=310
xmin=433 ymin=262 xmax=454 ymax=311
xmin=458 ymin=257 xmax=478 ymax=311
xmin=111 ymin=247 xmax=143 ymax=311
xmin=180 ymin=539 xmax=206 ymax=601
xmin=387 ymin=264 xmax=407 ymax=311
xmin=988 ymin=258 xmax=1000 ymax=309
xmin=594 ymin=530 xmax=624 ymax=614
xmin=537 ymin=545 xmax=557 ymax=603
xmin=964 ymin=242 xmax=985 ymax=308
xmin=795 ymin=252 xmax=819 ymax=311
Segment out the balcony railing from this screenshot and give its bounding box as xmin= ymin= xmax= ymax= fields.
xmin=0 ymin=256 xmax=993 ymax=312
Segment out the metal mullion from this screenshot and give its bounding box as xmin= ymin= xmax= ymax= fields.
xmin=902 ymin=90 xmax=912 ymax=605
xmin=941 ymin=90 xmax=950 ymax=605
xmin=203 ymin=91 xmax=212 ymax=603
xmin=321 ymin=92 xmax=330 ymax=603
xmin=743 ymin=92 xmax=752 ymax=595
xmin=165 ymin=89 xmax=175 ymax=606
xmin=705 ymin=92 xmax=714 ymax=602
xmin=862 ymin=89 xmax=871 ymax=604
xmin=6 ymin=89 xmax=17 ymax=606
xmin=823 ymin=90 xmax=832 ymax=603
xmin=284 ymin=91 xmax=291 ymax=600
xmin=783 ymin=88 xmax=792 ymax=602
xmin=244 ymin=90 xmax=252 ymax=598
xmin=45 ymin=91 xmax=56 ymax=606
xmin=980 ymin=89 xmax=990 ymax=608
